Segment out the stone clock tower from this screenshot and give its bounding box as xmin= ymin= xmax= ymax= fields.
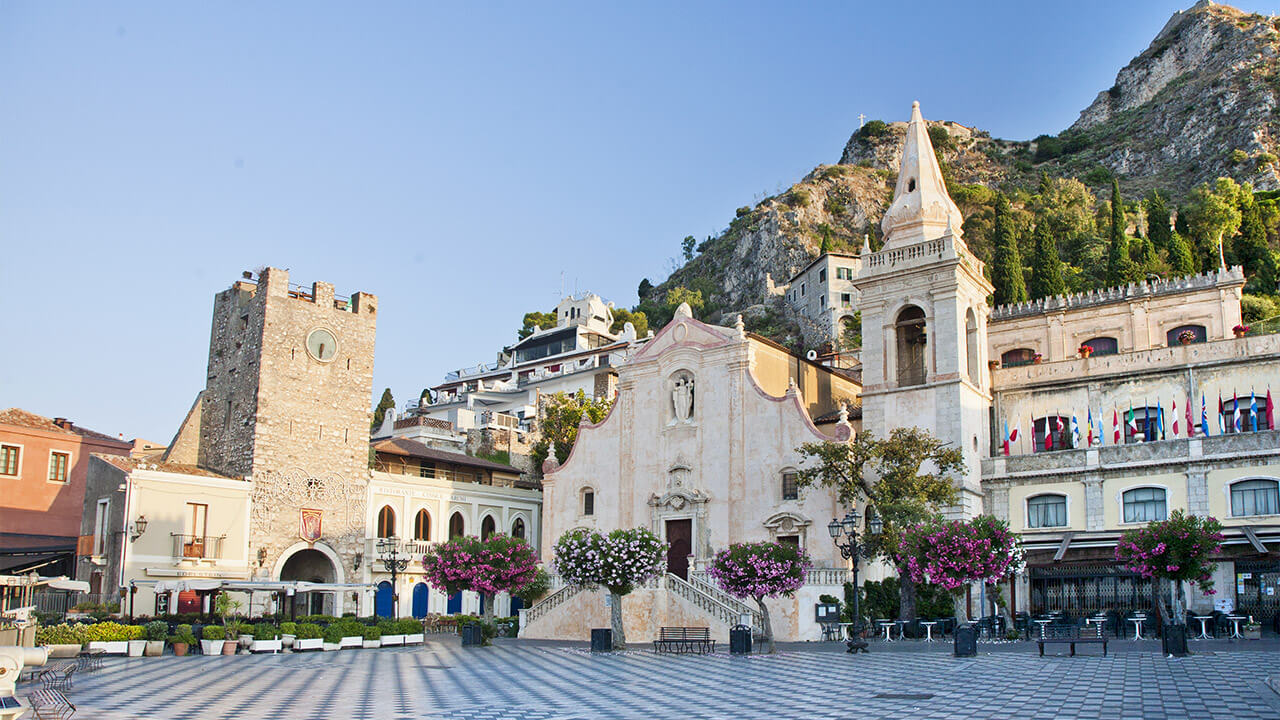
xmin=198 ymin=267 xmax=377 ymax=606
xmin=853 ymin=102 xmax=993 ymax=518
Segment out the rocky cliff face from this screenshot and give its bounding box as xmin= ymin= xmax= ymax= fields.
xmin=646 ymin=1 xmax=1279 ymax=349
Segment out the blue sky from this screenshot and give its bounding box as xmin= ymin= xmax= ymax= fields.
xmin=4 ymin=1 xmax=1278 ymax=441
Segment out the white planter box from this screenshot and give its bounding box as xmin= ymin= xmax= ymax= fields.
xmin=294 ymin=638 xmax=323 ymax=651
xmin=127 ymin=640 xmax=146 ymax=657
xmin=250 ymin=638 xmax=282 ymax=653
xmin=339 ymin=636 xmax=363 ymax=649
xmin=381 ymin=634 xmax=405 ymax=646
xmin=405 ymin=633 xmax=425 ymax=645
xmin=321 ymin=642 xmax=340 ymax=651
xmin=361 ymin=639 xmax=381 ymax=649
xmin=88 ymin=641 xmax=128 ymax=655
xmin=144 ymin=640 xmax=165 ymax=657
xmin=200 ymin=639 xmax=223 ymax=655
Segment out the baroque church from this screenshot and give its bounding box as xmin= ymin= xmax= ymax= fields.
xmin=523 ymin=102 xmax=1280 ymax=643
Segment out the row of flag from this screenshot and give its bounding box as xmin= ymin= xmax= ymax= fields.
xmin=1001 ymin=389 xmax=1275 ymax=456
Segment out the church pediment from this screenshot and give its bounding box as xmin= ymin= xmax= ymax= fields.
xmin=630 ymin=311 xmax=736 ymax=362
xmin=648 ymin=488 xmax=709 ymax=511
xmin=762 ymin=511 xmax=812 ymax=533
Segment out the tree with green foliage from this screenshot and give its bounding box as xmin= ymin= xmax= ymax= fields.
xmin=609 ymin=306 xmax=649 ymax=338
xmin=419 ymin=388 xmax=433 ymax=405
xmin=1183 ymin=177 xmax=1244 ymax=271
xmin=1029 ymin=221 xmax=1067 ymax=299
xmin=1236 ymin=191 xmax=1278 ymax=293
xmin=990 ymin=194 xmax=1028 ymax=305
xmin=531 ymin=390 xmax=613 ymax=471
xmin=664 ymin=286 xmax=704 ymax=315
xmin=1167 ymin=231 xmax=1196 ymax=276
xmin=372 ymin=388 xmax=394 ymax=431
xmin=1106 ymin=179 xmax=1140 ymax=286
xmin=795 ymin=428 xmax=963 ymax=621
xmin=1145 ymin=191 xmax=1173 ymax=255
xmin=681 ymin=235 xmax=696 ymax=262
xmin=819 ymin=225 xmax=833 ymax=254
xmin=518 ymin=310 xmax=558 ymax=340
xmin=637 ymin=278 xmax=653 ymax=300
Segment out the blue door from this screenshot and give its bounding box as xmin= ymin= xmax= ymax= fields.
xmin=375 ymin=581 xmax=393 ymax=618
xmin=412 ymin=583 xmax=429 ymax=618
xmin=447 ymin=591 xmax=462 ymax=614
xmin=478 ymin=593 xmax=487 ymax=616
xmin=510 ymin=596 xmax=524 ymax=614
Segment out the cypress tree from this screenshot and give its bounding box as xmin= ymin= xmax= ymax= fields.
xmin=1167 ymin=230 xmax=1195 ymax=276
xmin=990 ymin=194 xmax=1029 ymax=305
xmin=1236 ymin=194 xmax=1278 ymax=291
xmin=372 ymin=388 xmax=395 ymax=430
xmin=1029 ymin=221 xmax=1067 ymax=299
xmin=1105 ymin=178 xmax=1139 ymax=286
xmin=1144 ymin=191 xmax=1172 ymax=255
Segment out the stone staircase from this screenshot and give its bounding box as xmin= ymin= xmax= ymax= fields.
xmin=519 ymin=581 xmax=583 ymax=628
xmin=668 ymin=572 xmax=764 ymax=633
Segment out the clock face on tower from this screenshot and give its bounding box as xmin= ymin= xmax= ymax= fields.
xmin=305 ymin=328 xmax=338 ymax=362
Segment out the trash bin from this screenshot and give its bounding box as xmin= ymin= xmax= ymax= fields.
xmin=953 ymin=624 xmax=977 ymax=658
xmin=730 ymin=625 xmax=752 ymax=655
xmin=590 ymin=628 xmax=613 ymax=652
xmin=461 ymin=624 xmax=483 ymax=647
xmin=1161 ymin=623 xmax=1188 ymax=657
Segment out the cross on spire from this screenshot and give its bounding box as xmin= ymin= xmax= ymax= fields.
xmin=858 ymin=113 xmax=866 ymax=128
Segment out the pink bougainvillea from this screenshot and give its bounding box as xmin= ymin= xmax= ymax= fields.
xmin=707 ymin=542 xmax=811 ymax=600
xmin=1114 ymin=509 xmax=1224 ymax=594
xmin=900 ymin=515 xmax=1023 ymax=591
xmin=421 ymin=534 xmax=540 ymax=601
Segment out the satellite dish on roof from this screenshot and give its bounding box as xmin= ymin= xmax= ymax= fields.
xmin=806 ymin=350 xmax=818 ymax=361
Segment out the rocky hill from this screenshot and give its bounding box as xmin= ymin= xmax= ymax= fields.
xmin=643 ymin=1 xmax=1280 ymax=348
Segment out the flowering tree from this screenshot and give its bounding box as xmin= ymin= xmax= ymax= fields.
xmin=422 ymin=534 xmax=540 ymax=620
xmin=900 ymin=515 xmax=1024 ymax=624
xmin=1115 ymin=510 xmax=1224 ymax=631
xmin=707 ymin=541 xmax=811 ymax=653
xmin=553 ymin=527 xmax=667 ymax=649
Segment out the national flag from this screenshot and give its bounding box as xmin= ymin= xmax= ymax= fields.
xmin=1097 ymin=410 xmax=1105 ymax=445
xmin=1087 ymin=408 xmax=1095 ymax=446
xmin=1113 ymin=408 xmax=1121 ymax=445
xmin=1009 ymin=424 xmax=1019 ymax=444
xmin=1186 ymin=395 xmax=1194 ymax=437
xmin=1218 ymin=393 xmax=1225 ymax=435
xmin=1233 ymin=391 xmax=1242 ymax=433
xmin=1044 ymin=417 xmax=1054 ymax=451
xmin=1172 ymin=397 xmax=1179 ymax=438
xmin=1002 ymin=420 xmax=1010 ymax=456
xmin=1201 ymin=394 xmax=1210 ymax=437
xmin=1070 ymin=415 xmax=1081 ymax=449
xmin=1267 ymin=388 xmax=1275 ymax=431
xmin=1250 ymin=391 xmax=1259 ymax=432
xmin=1126 ymin=404 xmax=1137 ymax=440
xmin=1158 ymin=402 xmax=1166 ymax=440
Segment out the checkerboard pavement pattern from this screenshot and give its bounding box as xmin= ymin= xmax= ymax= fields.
xmin=38 ymin=639 xmax=1280 ymax=719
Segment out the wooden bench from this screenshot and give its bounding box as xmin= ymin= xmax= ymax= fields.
xmin=27 ymin=688 xmax=76 ymax=720
xmin=1036 ymin=624 xmax=1108 ymax=657
xmin=653 ymin=626 xmax=715 ymax=654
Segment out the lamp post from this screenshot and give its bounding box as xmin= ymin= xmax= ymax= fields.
xmin=376 ymin=538 xmax=409 ymax=617
xmin=829 ymin=506 xmax=881 ymax=654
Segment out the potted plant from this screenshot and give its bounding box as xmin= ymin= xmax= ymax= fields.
xmin=294 ymin=623 xmax=323 ymax=651
xmin=223 ymin=621 xmax=245 ymax=655
xmin=85 ymin=621 xmax=132 ymax=654
xmin=1244 ymin=619 xmax=1262 ymax=640
xmin=1078 ymin=344 xmax=1093 ymax=358
xmin=1178 ymin=329 xmax=1197 ymax=345
xmin=361 ymin=625 xmax=382 ymax=649
xmin=1032 ymin=353 xmax=1043 ymax=364
xmin=200 ymin=625 xmax=226 ymax=656
xmin=378 ymin=619 xmax=404 ymax=647
xmin=279 ymin=621 xmax=297 ymax=649
xmin=250 ymin=622 xmax=282 ymax=654
xmin=336 ymin=619 xmax=364 ymax=649
xmin=987 ymin=360 xmax=1000 ymax=369
xmin=1234 ymin=324 xmax=1250 ymax=338
xmin=169 ymin=625 xmax=196 ymax=657
xmin=126 ymin=624 xmax=147 ymax=657
xmin=142 ymin=621 xmax=168 ymax=656
xmin=402 ymin=618 xmax=425 ymax=645
xmin=35 ymin=623 xmax=86 ymax=658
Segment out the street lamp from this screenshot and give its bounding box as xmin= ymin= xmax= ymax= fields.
xmin=829 ymin=505 xmax=880 ymax=654
xmin=376 ymin=538 xmax=409 ymax=617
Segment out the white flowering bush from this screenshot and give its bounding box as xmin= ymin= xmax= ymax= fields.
xmin=552 ymin=527 xmax=667 ymax=649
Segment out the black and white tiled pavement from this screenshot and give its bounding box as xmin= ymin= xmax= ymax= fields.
xmin=36 ymin=639 xmax=1280 ymax=719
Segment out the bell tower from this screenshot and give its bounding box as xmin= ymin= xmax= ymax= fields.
xmin=853 ymin=102 xmax=993 ymax=517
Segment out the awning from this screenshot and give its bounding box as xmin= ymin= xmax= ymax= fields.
xmin=152 ymin=579 xmax=224 ymax=593
xmin=0 ymin=574 xmax=88 ymax=591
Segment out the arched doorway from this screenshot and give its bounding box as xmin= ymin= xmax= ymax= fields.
xmin=279 ymin=547 xmax=338 ymax=617
xmin=375 ymin=581 xmax=393 ymax=618
xmin=412 ymin=582 xmax=430 ymax=618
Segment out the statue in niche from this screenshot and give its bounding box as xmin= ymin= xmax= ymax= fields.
xmin=670 ymin=373 xmax=695 ymax=423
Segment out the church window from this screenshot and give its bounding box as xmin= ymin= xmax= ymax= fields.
xmin=449 ymin=512 xmax=465 ymax=538
xmin=481 ymin=515 xmax=496 ymax=540
xmin=965 ymin=309 xmax=980 ymax=386
xmin=1000 ymin=348 xmax=1036 ymax=367
xmin=582 ymin=489 xmax=595 ymax=516
xmin=1026 ymin=494 xmax=1067 ymax=528
xmin=1165 ymin=324 xmax=1206 ymax=346
xmin=781 ymin=471 xmax=799 ymax=501
xmin=413 ymin=510 xmax=431 ymax=541
xmin=377 ymin=505 xmax=396 ymax=538
xmin=777 ymin=535 xmax=800 ymax=547
xmin=1122 ymin=487 xmax=1167 ymax=523
xmin=907 ymin=177 xmax=916 ymax=193
xmin=1081 ymin=337 xmax=1119 ymax=356
xmin=1231 ymin=479 xmax=1280 ymax=517
xmin=895 ymin=305 xmax=927 ymax=387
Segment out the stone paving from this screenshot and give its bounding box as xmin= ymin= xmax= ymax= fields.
xmin=25 ymin=636 xmax=1280 ymax=720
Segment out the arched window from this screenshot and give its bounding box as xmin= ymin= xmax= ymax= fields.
xmin=1231 ymin=479 xmax=1280 ymax=517
xmin=1027 ymin=494 xmax=1068 ymax=528
xmin=965 ymin=309 xmax=980 ymax=385
xmin=449 ymin=512 xmax=465 ymax=539
xmin=895 ymin=305 xmax=927 ymax=386
xmin=376 ymin=505 xmax=396 ymax=538
xmin=582 ymin=489 xmax=595 ymax=516
xmin=1081 ymin=337 xmax=1118 ymax=356
xmin=511 ymin=518 xmax=526 ymax=539
xmin=781 ymin=470 xmax=799 ymax=501
xmin=481 ymin=515 xmax=496 ymax=540
xmin=1000 ymin=348 xmax=1036 ymax=368
xmin=1223 ymin=396 xmax=1272 ymax=433
xmin=1122 ymin=487 xmax=1167 ymax=523
xmin=1032 ymin=416 xmax=1071 ymax=452
xmin=1123 ymin=407 xmax=1162 ymax=444
xmin=413 ymin=509 xmax=431 ymax=541
xmin=1166 ymin=324 xmax=1207 ymax=347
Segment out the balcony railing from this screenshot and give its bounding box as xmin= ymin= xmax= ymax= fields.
xmin=171 ymin=534 xmax=225 ymax=560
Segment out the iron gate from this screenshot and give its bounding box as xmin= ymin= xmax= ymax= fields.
xmin=1029 ymin=564 xmax=1155 ymax=617
xmin=1234 ymin=559 xmax=1280 ymax=625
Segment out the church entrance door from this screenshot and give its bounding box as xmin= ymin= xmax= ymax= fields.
xmin=666 ymin=519 xmax=691 ymax=580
